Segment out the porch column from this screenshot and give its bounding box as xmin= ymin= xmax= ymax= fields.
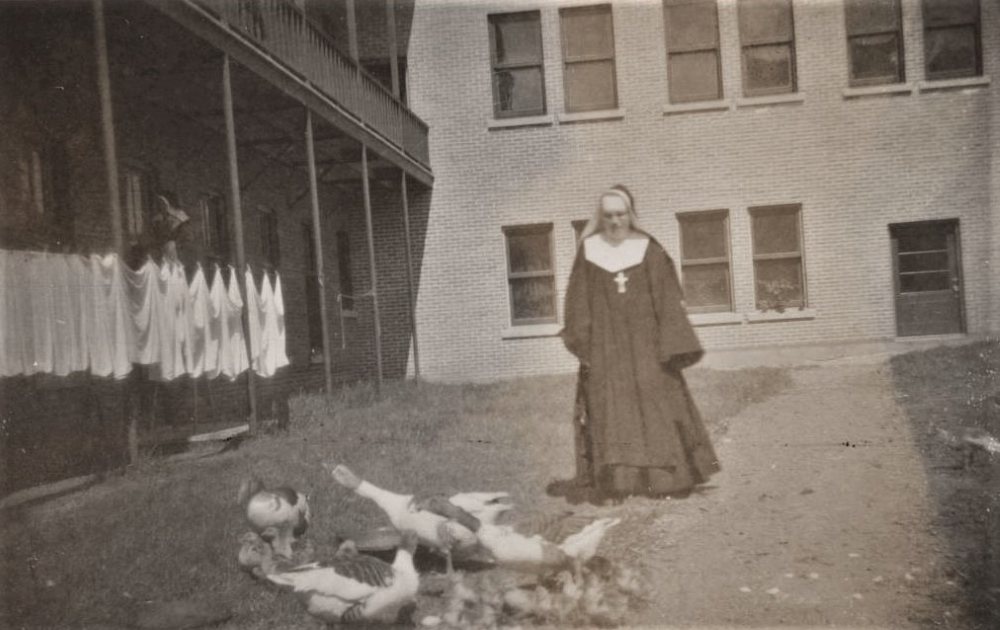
xmin=401 ymin=173 xmax=419 ymax=379
xmin=361 ymin=146 xmax=383 ymax=392
xmin=92 ymin=0 xmax=123 ymax=253
xmin=386 ymin=0 xmax=400 ymax=98
xmin=93 ymin=0 xmax=135 ymax=464
xmin=346 ymin=0 xmax=359 ymax=61
xmin=305 ymin=110 xmax=334 ymax=394
xmin=222 ymin=53 xmax=259 ymax=435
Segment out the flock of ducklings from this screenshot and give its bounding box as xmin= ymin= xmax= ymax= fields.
xmin=237 ymin=463 xmax=649 ymax=627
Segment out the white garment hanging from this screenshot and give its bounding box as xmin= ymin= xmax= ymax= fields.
xmin=79 ymin=255 xmax=107 ymax=377
xmin=50 ymin=254 xmax=83 ymax=376
xmin=187 ymin=265 xmax=210 ymax=378
xmin=126 ymin=259 xmax=162 ymax=367
xmin=224 ymin=266 xmax=249 ymax=379
xmin=244 ymin=267 xmax=262 ymax=372
xmin=28 ymin=252 xmax=55 ymax=375
xmin=0 ymin=250 xmax=14 ymax=377
xmin=65 ymin=255 xmax=90 ymax=375
xmin=255 ymin=272 xmax=289 ymax=377
xmin=153 ymin=261 xmax=189 ymax=381
xmin=98 ymin=253 xmax=132 ymax=379
xmin=0 ymin=250 xmax=12 ymax=377
xmin=271 ymin=273 xmax=289 ymax=373
xmin=205 ymin=265 xmax=225 ymax=379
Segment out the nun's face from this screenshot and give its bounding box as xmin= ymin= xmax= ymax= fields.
xmin=599 ymin=193 xmax=631 ymax=244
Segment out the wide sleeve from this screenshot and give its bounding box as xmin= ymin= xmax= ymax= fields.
xmin=561 ymin=249 xmax=591 ymax=364
xmin=647 ymin=242 xmax=704 ymax=369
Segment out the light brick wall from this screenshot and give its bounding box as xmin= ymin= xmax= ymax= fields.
xmin=407 ymin=0 xmax=999 ymax=382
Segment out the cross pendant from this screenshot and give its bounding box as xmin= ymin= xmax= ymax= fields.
xmin=613 ymin=271 xmax=628 ymax=293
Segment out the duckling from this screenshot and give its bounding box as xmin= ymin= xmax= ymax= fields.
xmin=265 ymin=530 xmax=421 ymax=625
xmin=237 ymin=476 xmax=311 ymax=560
xmin=328 ymin=464 xmax=510 ymax=574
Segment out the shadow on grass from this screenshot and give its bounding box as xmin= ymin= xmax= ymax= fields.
xmin=888 ymin=339 xmax=1000 ymax=630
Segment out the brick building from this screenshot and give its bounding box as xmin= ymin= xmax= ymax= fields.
xmin=405 ymin=0 xmax=999 ymax=382
xmin=0 ymin=0 xmax=430 ymax=494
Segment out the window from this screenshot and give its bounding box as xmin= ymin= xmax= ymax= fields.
xmin=488 ymin=11 xmax=546 ymax=118
xmin=844 ymin=0 xmax=904 ymax=86
xmin=121 ymin=167 xmax=151 ymax=236
xmin=560 ymin=4 xmax=618 ymax=112
xmin=303 ymin=222 xmax=323 ymax=359
xmin=26 ymin=144 xmax=69 ymax=221
xmin=678 ymin=210 xmax=732 ymax=313
xmin=750 ymin=205 xmax=805 ymax=311
xmin=259 ymin=206 xmax=280 ymax=268
xmin=336 ymin=230 xmax=355 ymax=313
xmin=664 ymin=0 xmax=722 ymax=103
xmin=738 ymin=0 xmax=797 ymax=96
xmin=201 ymin=193 xmax=230 ymax=263
xmin=504 ymin=224 xmax=557 ymax=325
xmin=922 ymin=0 xmax=981 ymax=80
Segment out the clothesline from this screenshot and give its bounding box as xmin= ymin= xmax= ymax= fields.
xmin=0 ymin=249 xmax=288 ymax=381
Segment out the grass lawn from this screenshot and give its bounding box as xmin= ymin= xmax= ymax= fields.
xmin=1 ymin=364 xmax=791 ymax=629
xmin=888 ymin=339 xmax=1000 ymax=628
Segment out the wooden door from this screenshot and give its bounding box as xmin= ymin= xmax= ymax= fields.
xmin=891 ymin=220 xmax=965 ymax=337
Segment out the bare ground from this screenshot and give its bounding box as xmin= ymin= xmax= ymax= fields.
xmin=589 ymin=358 xmax=996 ymax=629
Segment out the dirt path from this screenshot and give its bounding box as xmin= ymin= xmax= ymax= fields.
xmin=629 ymin=360 xmax=955 ymax=628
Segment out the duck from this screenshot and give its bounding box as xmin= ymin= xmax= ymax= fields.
xmin=264 ymin=530 xmax=421 ymax=625
xmin=328 ymin=464 xmax=510 ymax=574
xmin=472 ymin=514 xmax=622 ymax=577
xmin=237 ymin=476 xmax=311 ymax=560
xmin=237 ymin=531 xmax=318 ymax=579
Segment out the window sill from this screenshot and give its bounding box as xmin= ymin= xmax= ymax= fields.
xmin=746 ymin=307 xmax=817 ymax=323
xmin=918 ymin=76 xmax=991 ymax=93
xmin=735 ymin=93 xmax=805 ymax=109
xmin=842 ymin=83 xmax=915 ymax=99
xmin=663 ymin=100 xmax=731 ymax=115
xmin=557 ymin=108 xmax=626 ymax=124
xmin=501 ymin=323 xmax=562 ymax=339
xmin=689 ymin=311 xmax=744 ymax=327
xmin=488 ymin=115 xmax=555 ymax=130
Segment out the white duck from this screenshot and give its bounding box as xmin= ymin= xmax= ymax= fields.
xmin=328 ymin=464 xmax=510 ymax=574
xmin=265 ymin=530 xmax=421 ymax=625
xmin=237 ymin=476 xmax=311 ymax=560
xmin=472 ymin=513 xmax=622 ymax=577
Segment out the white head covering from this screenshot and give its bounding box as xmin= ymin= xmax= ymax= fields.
xmin=578 ymin=185 xmax=645 ymax=242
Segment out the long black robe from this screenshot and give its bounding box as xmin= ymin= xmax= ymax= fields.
xmin=562 ymin=234 xmax=719 ymax=496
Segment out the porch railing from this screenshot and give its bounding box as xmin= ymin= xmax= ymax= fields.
xmin=192 ymin=0 xmax=429 ymax=168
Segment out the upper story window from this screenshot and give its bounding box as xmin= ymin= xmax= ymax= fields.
xmin=258 ymin=206 xmax=280 ymax=269
xmin=738 ymin=0 xmax=797 ymax=97
xmin=121 ymin=167 xmax=152 ymax=237
xmin=678 ymin=210 xmax=732 ymax=313
xmin=559 ymin=4 xmax=618 ymax=112
xmin=503 ymin=224 xmax=557 ymax=325
xmin=201 ymin=192 xmax=230 ymax=264
xmin=488 ymin=11 xmax=546 ymax=118
xmin=664 ymin=0 xmax=723 ymax=103
xmin=844 ymin=0 xmax=904 ymax=86
xmin=922 ymin=0 xmax=981 ymax=80
xmin=750 ymin=204 xmax=806 ymax=312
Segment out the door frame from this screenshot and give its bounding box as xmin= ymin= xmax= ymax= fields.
xmin=889 ymin=219 xmax=966 ymax=337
